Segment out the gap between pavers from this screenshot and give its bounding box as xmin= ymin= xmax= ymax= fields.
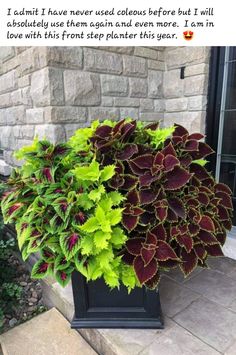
xmin=0 ymin=308 xmax=96 ymax=355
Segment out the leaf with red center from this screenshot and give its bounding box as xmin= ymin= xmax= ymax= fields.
xmin=154 ymin=152 xmax=164 ymax=166
xmin=215 ymin=191 xmax=233 ymax=209
xmin=205 ymin=244 xmax=224 ymax=257
xmin=199 ymin=215 xmax=215 ymax=232
xmin=122 ymin=175 xmax=138 ymax=190
xmin=122 ymin=214 xmax=139 ymax=232
xmin=133 ymin=256 xmax=158 ymax=284
xmin=95 ymin=125 xmax=112 ymax=138
xmin=139 ymin=172 xmax=160 ymax=187
xmin=183 ymin=140 xmax=199 ymax=152
xmin=180 ymin=249 xmax=198 ymax=276
xmin=155 ymin=206 xmax=168 ymax=222
xmin=217 ymin=206 xmax=229 ymax=221
xmin=141 ymin=247 xmax=156 ymax=266
xmin=42 ymin=167 xmax=53 ymax=182
xmin=146 ymin=231 xmax=158 ymax=245
xmin=55 ymin=269 xmax=72 ymax=287
xmin=198 ymin=230 xmax=217 ymax=244
xmin=198 ymin=192 xmax=210 ymax=205
xmin=188 ymin=133 xmax=205 ymax=140
xmin=176 ymin=234 xmax=193 ymax=253
xmin=41 ymin=248 xmax=55 ymax=262
xmin=53 ymin=143 xmax=71 ymax=157
xmin=7 ymin=203 xmax=23 ymax=217
xmin=122 ymin=251 xmax=135 ymax=265
xmin=164 ymin=155 xmax=180 ymax=172
xmin=75 ymin=211 xmax=87 ymax=225
xmin=168 ymin=198 xmax=186 ymax=219
xmin=55 ymin=254 xmax=70 ymax=271
xmin=139 ymin=189 xmax=157 ymax=205
xmin=161 ymin=142 xmax=177 ymax=157
xmin=173 ymin=124 xmax=189 ymax=137
xmin=52 ymin=198 xmax=71 ymax=222
xmin=109 ymin=174 xmax=125 ymax=189
xmin=190 ymin=164 xmax=210 ymax=181
xmin=194 ymin=244 xmax=206 ymax=260
xmin=144 ymin=271 xmax=160 ymax=289
xmin=115 ymin=144 xmax=138 ymax=160
xmin=131 ymin=154 xmax=154 ymax=170
xmin=215 ymin=232 xmax=226 ymax=246
xmin=127 ymin=189 xmax=139 ymax=205
xmin=31 ymin=259 xmax=51 ymax=279
xmin=191 ymin=142 xmax=214 ymax=159
xmin=60 ymin=233 xmax=80 ymax=260
xmin=215 ymin=183 xmax=232 ymax=195
xmin=164 ymin=166 xmax=192 ymax=190
xmin=155 ymin=241 xmax=179 ymax=261
xmin=125 ymin=237 xmax=144 ymax=256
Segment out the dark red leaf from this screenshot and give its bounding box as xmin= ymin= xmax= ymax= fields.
xmin=183 ymin=140 xmax=199 ymax=151
xmin=194 ymin=244 xmax=206 ymax=260
xmin=168 ymin=198 xmax=186 ymax=219
xmin=144 ymin=271 xmax=160 ymax=289
xmin=198 ymin=230 xmax=217 ymax=244
xmin=122 ymin=214 xmax=139 ymax=232
xmin=139 ymin=189 xmax=157 ymax=205
xmin=158 ymin=259 xmax=179 ymax=269
xmin=145 ymin=122 xmax=159 ymax=131
xmin=115 ymin=161 xmax=125 ymax=174
xmin=139 ymin=212 xmax=155 ymax=225
xmin=115 ymin=144 xmax=138 ymax=160
xmin=141 ymin=247 xmax=156 ymax=266
xmin=188 ymin=223 xmax=200 ymax=236
xmin=215 ymin=183 xmax=232 ymax=195
xmin=173 ymin=124 xmax=189 ymax=138
xmin=179 ymin=155 xmax=192 ymax=167
xmin=155 ymin=206 xmax=168 ymax=222
xmin=217 ymin=205 xmax=229 ymax=221
xmin=190 ymin=164 xmax=210 ymax=181
xmin=139 ymin=172 xmax=160 ymax=187
xmin=126 ymin=189 xmax=139 ymax=205
xmin=146 ymin=231 xmax=158 ymax=245
xmin=180 ymin=249 xmax=198 ymax=276
xmin=164 ymin=166 xmax=192 ymax=190
xmin=205 ymin=244 xmax=224 ymax=257
xmin=122 ymin=251 xmax=135 ymax=265
xmin=122 ymin=175 xmax=138 ymax=190
xmin=188 ymin=133 xmax=205 ymax=140
xmin=198 ymin=192 xmax=210 ymax=205
xmin=192 ymin=142 xmax=214 ymax=159
xmin=167 ymin=208 xmax=178 ymax=222
xmin=113 ymin=119 xmax=126 ymax=134
xmin=161 ymin=142 xmax=177 ymax=157
xmin=134 ymin=256 xmax=158 ymax=284
xmin=126 ymin=237 xmax=145 ymax=255
xmin=155 ymin=241 xmax=178 ymax=261
xmin=95 ymin=125 xmax=112 ymax=138
xmin=109 ymin=174 xmax=124 ymax=189
xmin=176 ymin=234 xmax=193 ymax=253
xmin=131 ymin=154 xmax=154 ymax=169
xmin=121 ymin=122 xmax=136 ymax=142
xmin=150 ymin=225 xmax=166 ymax=242
xmin=199 ymin=215 xmax=215 ymax=232
xmin=215 ymin=191 xmax=233 ymax=209
xmin=215 ymin=232 xmax=226 ymax=246
xmin=128 ymin=161 xmax=145 ymax=176
xmin=164 ymin=155 xmax=180 ymax=172
xmin=153 ymin=152 xmax=164 ymax=166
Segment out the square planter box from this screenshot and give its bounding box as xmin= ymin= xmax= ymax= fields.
xmin=71 ymin=271 xmax=164 ymax=329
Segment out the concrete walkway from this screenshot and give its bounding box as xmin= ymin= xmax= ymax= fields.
xmin=0 ymin=308 xmax=97 ymax=355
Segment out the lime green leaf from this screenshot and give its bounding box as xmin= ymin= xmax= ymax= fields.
xmin=96 ymin=249 xmax=114 ymax=269
xmin=79 ymin=216 xmax=99 ymax=233
xmin=100 ymin=165 xmax=116 ymax=182
xmin=73 ymin=160 xmax=100 ymax=182
xmin=88 ymin=185 xmax=105 ymax=202
xmin=80 ymin=235 xmax=94 ymax=255
xmin=95 ymin=205 xmax=106 ymax=223
xmin=108 ymin=191 xmax=126 ymax=206
xmin=94 ymin=231 xmax=111 ymax=249
xmin=192 ymin=159 xmax=208 ymax=166
xmin=107 ymin=208 xmax=123 ymax=226
xmin=104 ymin=270 xmax=120 ymax=288
xmin=77 ymin=193 xmax=94 ymax=210
xmin=121 ymin=265 xmax=138 ymax=293
xmin=147 ymin=126 xmax=175 ymax=149
xmin=110 ymin=227 xmax=127 ymax=247
xmin=74 ymin=254 xmax=88 ymax=277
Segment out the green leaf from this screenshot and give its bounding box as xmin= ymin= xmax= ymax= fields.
xmin=192 ymin=159 xmax=208 ymax=166
xmin=80 ymin=235 xmax=94 ymax=255
xmin=22 ymin=245 xmax=30 ymax=261
xmin=107 ymin=208 xmax=123 ymax=226
xmin=17 ymin=225 xmax=33 ymax=251
xmin=88 ymin=185 xmax=105 ymax=202
xmin=110 ymin=227 xmax=127 ymax=247
xmin=100 ymin=165 xmax=116 ymax=182
xmin=108 ymin=191 xmax=126 ymax=206
xmin=79 ymin=216 xmax=99 ymax=233
xmin=59 ymin=232 xmax=80 ymax=260
xmin=94 ymin=231 xmax=111 ymax=249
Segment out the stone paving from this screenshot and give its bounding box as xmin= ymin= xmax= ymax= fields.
xmin=2 ymin=257 xmax=236 ymax=355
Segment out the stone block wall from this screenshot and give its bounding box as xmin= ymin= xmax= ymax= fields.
xmin=0 ymin=46 xmax=211 ymax=173
xmin=0 ymin=46 xmax=165 ymax=170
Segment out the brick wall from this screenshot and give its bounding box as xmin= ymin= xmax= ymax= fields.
xmin=0 ymin=46 xmax=211 ymax=174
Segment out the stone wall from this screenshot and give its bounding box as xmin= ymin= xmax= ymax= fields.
xmin=0 ymin=46 xmax=165 ymax=172
xmin=0 ymin=46 xmax=211 ymax=174
xmin=163 ymin=47 xmax=210 ymax=133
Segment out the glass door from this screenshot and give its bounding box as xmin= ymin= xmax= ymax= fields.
xmin=215 ymin=47 xmax=236 ymax=226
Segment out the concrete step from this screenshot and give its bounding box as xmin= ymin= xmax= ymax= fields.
xmin=0 ymin=308 xmax=97 ymax=355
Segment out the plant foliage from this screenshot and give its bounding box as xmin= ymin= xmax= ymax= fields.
xmin=1 ymin=119 xmax=233 ymax=291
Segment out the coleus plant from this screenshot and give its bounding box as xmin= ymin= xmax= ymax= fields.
xmin=0 ymin=119 xmax=233 ymax=292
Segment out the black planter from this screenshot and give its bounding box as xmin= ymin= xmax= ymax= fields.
xmin=71 ymin=271 xmax=164 ymax=329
